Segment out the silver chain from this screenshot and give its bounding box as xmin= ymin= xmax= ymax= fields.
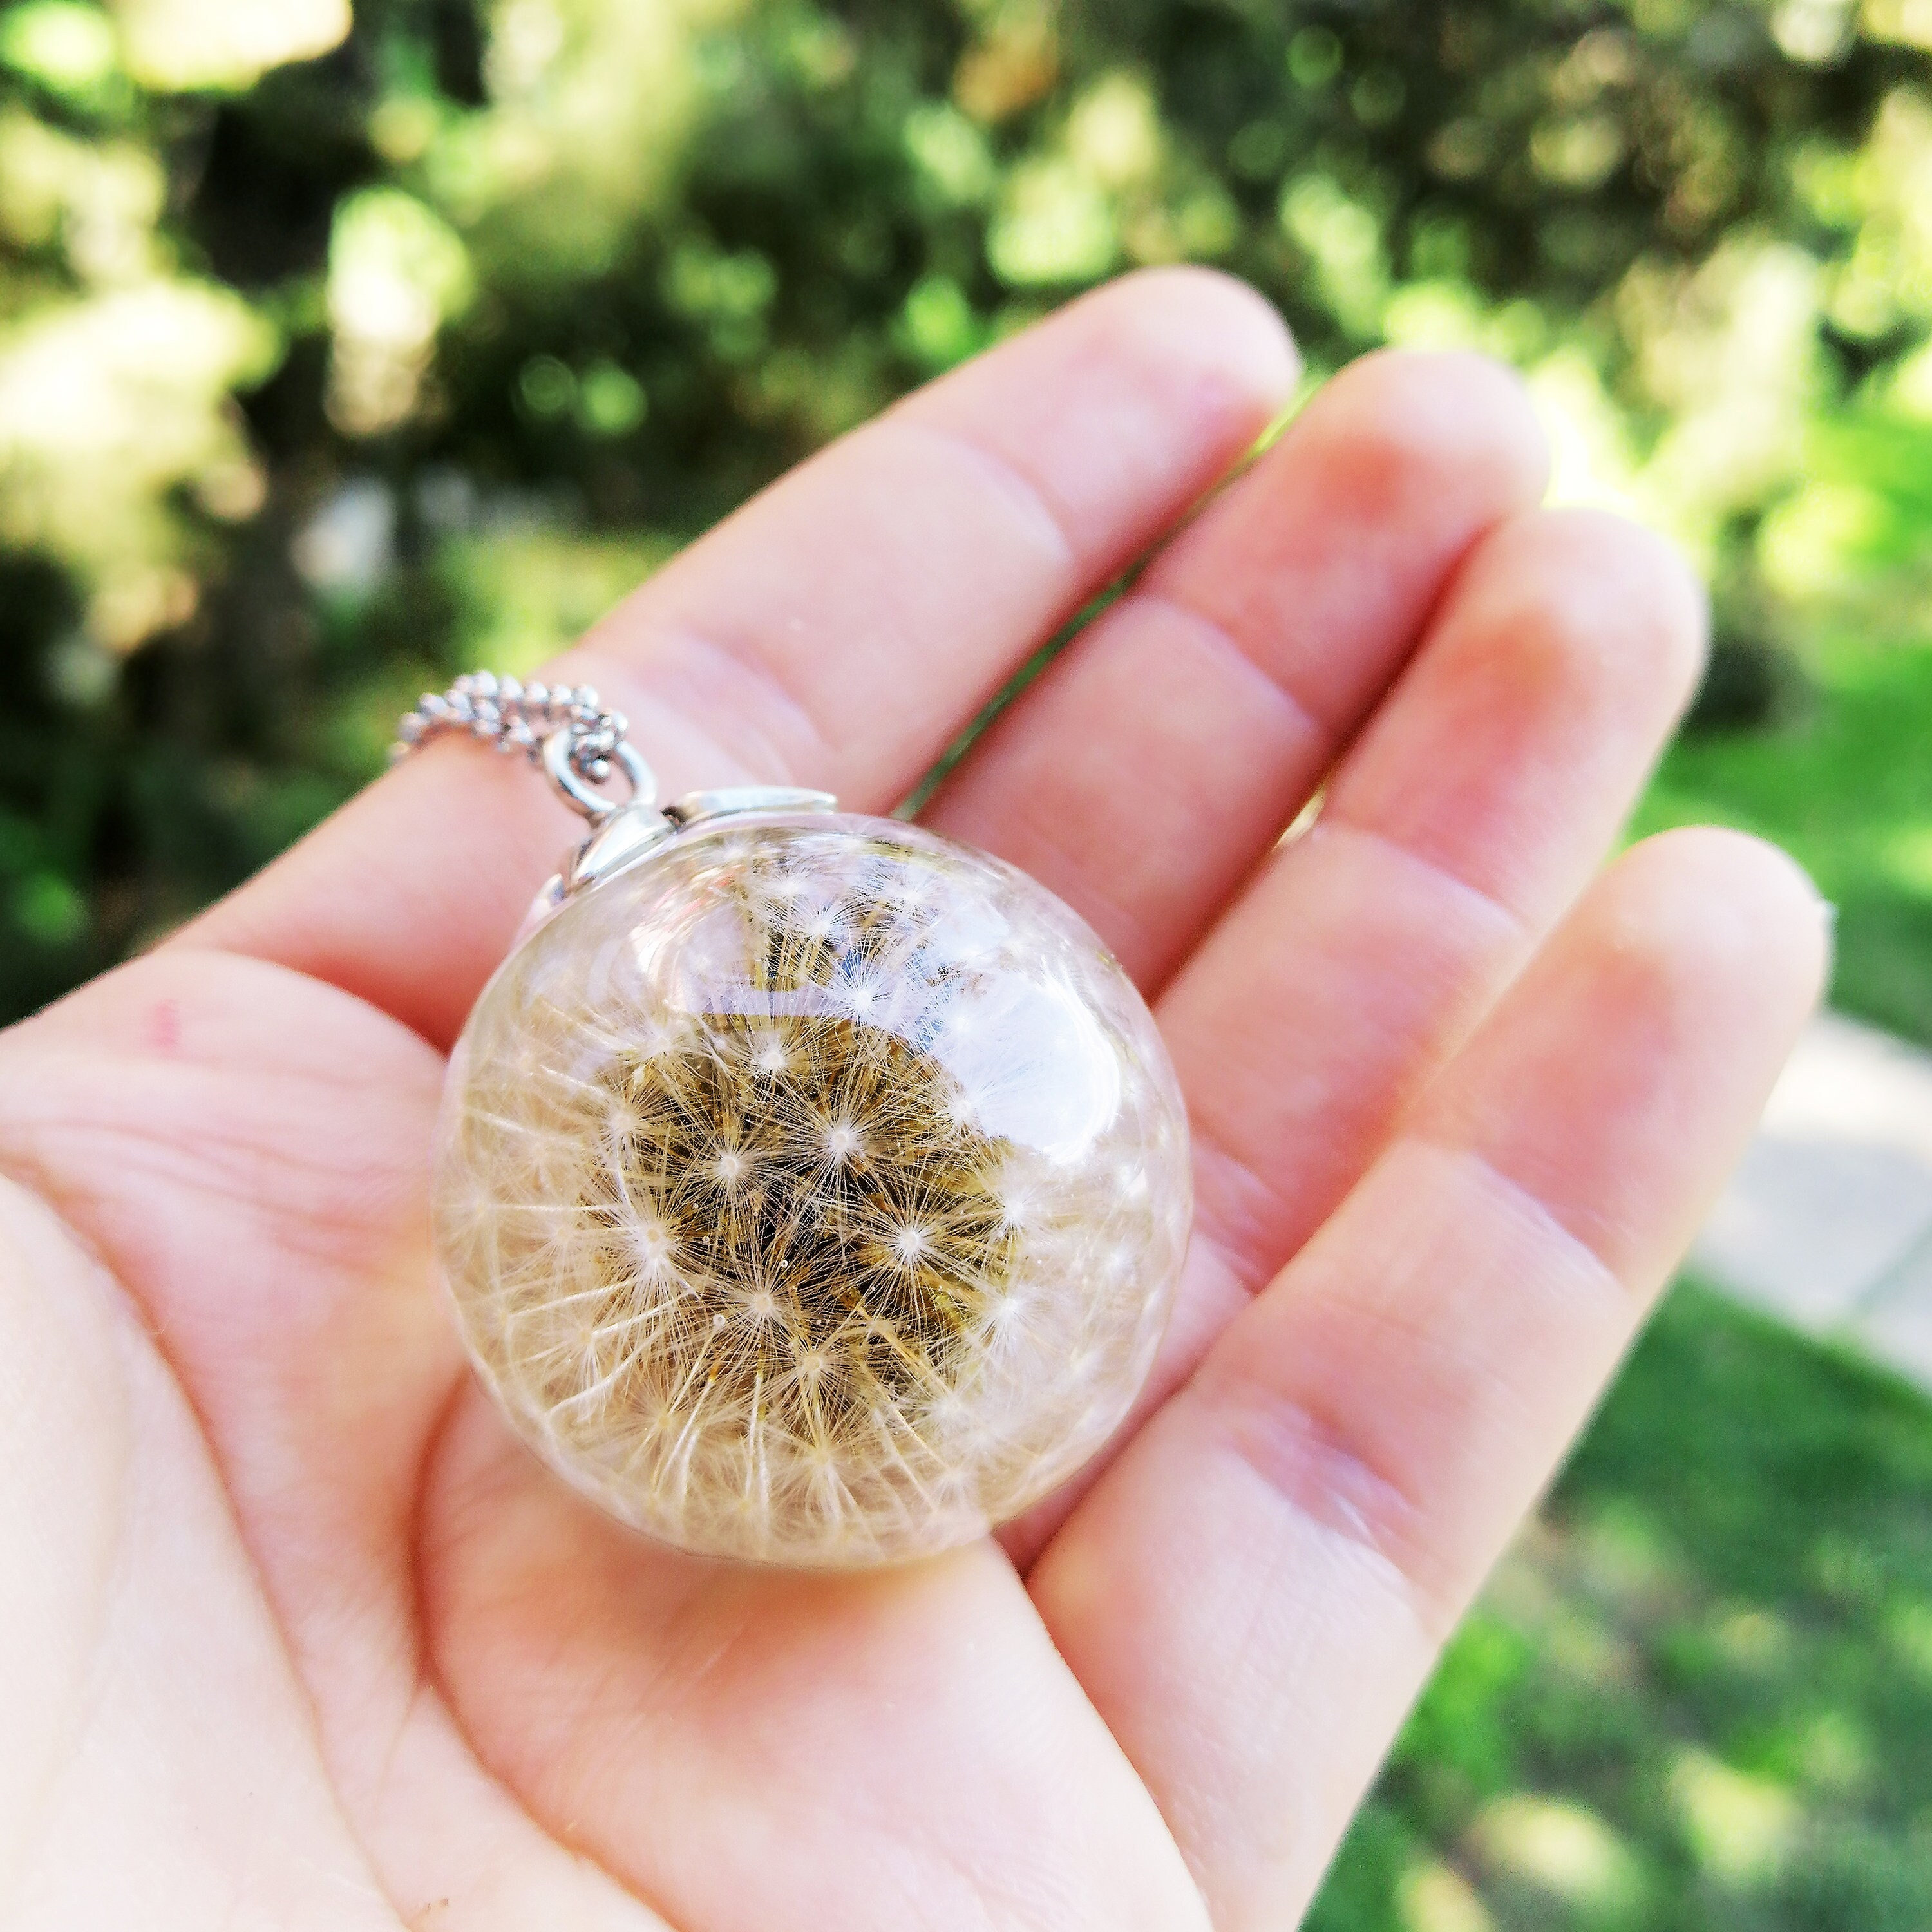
xmin=392 ymin=672 xmax=656 ymax=822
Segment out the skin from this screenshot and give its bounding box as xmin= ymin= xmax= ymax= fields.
xmin=0 ymin=269 xmax=1828 ymax=1930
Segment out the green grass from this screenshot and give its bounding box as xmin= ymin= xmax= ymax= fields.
xmin=1634 ymin=629 xmax=1932 ymax=1047
xmin=1311 ymin=1283 xmax=1932 ymax=1931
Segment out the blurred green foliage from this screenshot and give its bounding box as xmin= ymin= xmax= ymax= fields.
xmin=1640 ymin=622 xmax=1932 ymax=1039
xmin=3 ymin=0 xmax=1932 ymax=1022
xmin=1314 ymin=1285 xmax=1932 ymax=1932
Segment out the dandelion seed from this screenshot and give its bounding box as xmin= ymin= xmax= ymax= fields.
xmin=990 ymin=1292 xmax=1027 ymax=1331
xmin=629 ymin=1213 xmax=677 ymax=1278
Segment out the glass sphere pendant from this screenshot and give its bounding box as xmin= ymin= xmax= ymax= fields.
xmin=412 ymin=678 xmax=1191 ymax=1567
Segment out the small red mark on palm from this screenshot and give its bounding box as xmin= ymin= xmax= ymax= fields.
xmin=146 ymin=998 xmax=182 ymax=1056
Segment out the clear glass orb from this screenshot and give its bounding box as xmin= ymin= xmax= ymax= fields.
xmin=433 ymin=812 xmax=1191 ymax=1567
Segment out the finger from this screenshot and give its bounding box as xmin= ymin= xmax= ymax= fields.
xmin=998 ymin=508 xmax=1709 ymax=1567
xmin=923 ymin=350 xmax=1548 ymax=989
xmin=1033 ymin=828 xmax=1830 ymax=1929
xmin=184 ymin=269 xmax=1293 ymax=1051
xmin=1165 ymin=512 xmax=1708 ymax=1351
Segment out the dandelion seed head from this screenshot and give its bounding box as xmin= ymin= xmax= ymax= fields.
xmin=435 ymin=813 xmax=1191 ymax=1567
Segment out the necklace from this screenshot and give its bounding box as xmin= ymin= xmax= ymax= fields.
xmin=401 ymin=672 xmax=1191 ymax=1567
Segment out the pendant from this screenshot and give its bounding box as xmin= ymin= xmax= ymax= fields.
xmin=407 ymin=676 xmax=1191 ymax=1567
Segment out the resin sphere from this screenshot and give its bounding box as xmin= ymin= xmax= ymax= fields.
xmin=433 ymin=811 xmax=1191 ymax=1566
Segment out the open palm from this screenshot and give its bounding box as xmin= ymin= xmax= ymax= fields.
xmin=0 ymin=271 xmax=1824 ymax=1929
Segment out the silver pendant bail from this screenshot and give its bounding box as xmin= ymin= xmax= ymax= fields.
xmin=541 ymin=728 xmax=656 ymax=824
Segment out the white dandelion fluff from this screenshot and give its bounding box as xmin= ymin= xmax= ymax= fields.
xmin=434 ymin=813 xmax=1191 ymax=1566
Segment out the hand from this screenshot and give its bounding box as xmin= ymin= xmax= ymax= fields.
xmin=0 ymin=270 xmax=1824 ymax=1930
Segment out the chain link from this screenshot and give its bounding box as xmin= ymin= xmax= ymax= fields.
xmin=393 ymin=672 xmax=652 ymax=820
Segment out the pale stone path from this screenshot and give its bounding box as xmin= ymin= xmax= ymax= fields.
xmin=1693 ymin=1011 xmax=1932 ymax=1387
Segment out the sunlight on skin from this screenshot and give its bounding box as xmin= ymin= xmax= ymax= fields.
xmin=0 ymin=272 xmax=1824 ymax=1929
